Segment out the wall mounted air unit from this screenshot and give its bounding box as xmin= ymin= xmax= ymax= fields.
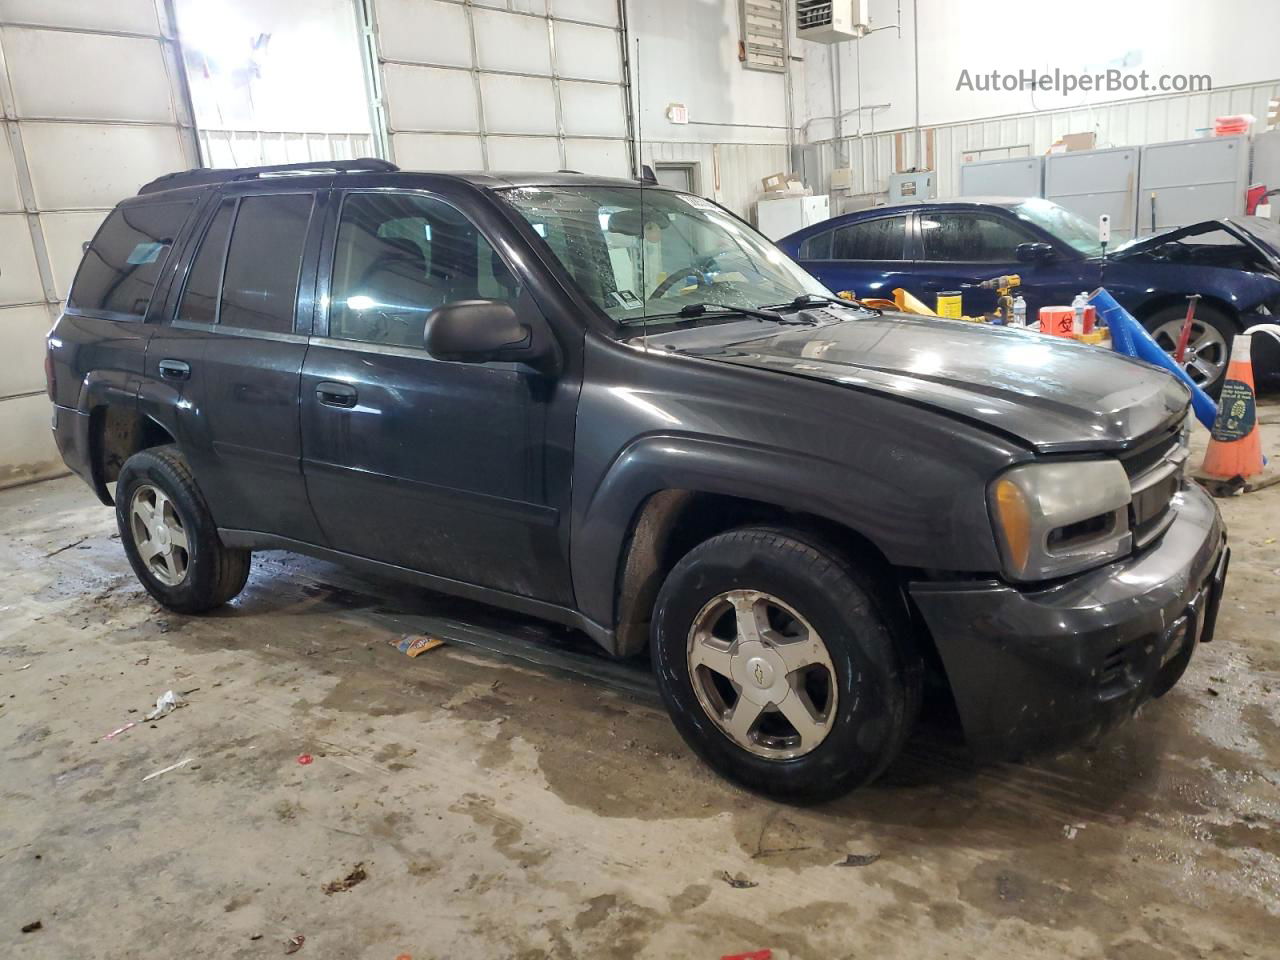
xmin=796 ymin=0 xmax=870 ymax=43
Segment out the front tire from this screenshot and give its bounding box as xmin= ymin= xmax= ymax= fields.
xmin=115 ymin=445 xmax=250 ymax=613
xmin=651 ymin=527 xmax=920 ymax=802
xmin=1142 ymin=303 xmax=1236 ymax=397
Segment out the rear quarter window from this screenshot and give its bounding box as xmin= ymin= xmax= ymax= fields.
xmin=69 ymin=200 xmax=194 ymax=319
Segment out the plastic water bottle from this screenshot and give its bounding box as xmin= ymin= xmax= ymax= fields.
xmin=1012 ymin=295 xmax=1027 ymax=327
xmin=1071 ymin=292 xmax=1088 ymax=334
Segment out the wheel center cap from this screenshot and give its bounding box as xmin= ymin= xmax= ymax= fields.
xmin=745 ymin=656 xmax=774 ymax=688
xmin=155 ymin=524 xmax=170 ymax=549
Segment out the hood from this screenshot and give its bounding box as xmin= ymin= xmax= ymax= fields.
xmin=667 ymin=311 xmax=1188 ymax=453
xmin=1112 ymin=216 xmax=1280 ymax=270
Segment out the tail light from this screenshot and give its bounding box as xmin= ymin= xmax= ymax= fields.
xmin=44 ymin=348 xmax=56 ymax=401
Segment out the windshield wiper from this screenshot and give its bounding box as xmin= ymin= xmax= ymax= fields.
xmin=643 ymin=302 xmax=789 ymax=323
xmin=763 ymin=293 xmax=879 ymax=314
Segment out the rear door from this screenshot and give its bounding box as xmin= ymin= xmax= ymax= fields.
xmin=793 ymin=213 xmax=912 ymax=299
xmin=156 ymin=186 xmax=326 ymax=542
xmin=300 ymin=187 xmax=574 ymax=604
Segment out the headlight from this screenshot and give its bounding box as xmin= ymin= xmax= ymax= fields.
xmin=989 ymin=460 xmax=1132 ymax=582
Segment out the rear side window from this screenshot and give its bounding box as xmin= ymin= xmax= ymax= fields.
xmin=177 ymin=199 xmax=234 ymax=325
xmin=799 ymin=231 xmax=832 ymax=259
xmin=69 ymin=200 xmax=193 ymax=318
xmin=219 ymin=194 xmax=313 ymax=333
xmin=832 ymin=216 xmax=907 ymax=260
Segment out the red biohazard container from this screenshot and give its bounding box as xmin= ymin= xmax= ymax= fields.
xmin=1039 ymin=306 xmax=1075 ymax=337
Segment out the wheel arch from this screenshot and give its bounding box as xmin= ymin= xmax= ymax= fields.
xmin=1131 ymin=292 xmax=1242 ymax=330
xmin=88 ymin=405 xmax=178 ymax=505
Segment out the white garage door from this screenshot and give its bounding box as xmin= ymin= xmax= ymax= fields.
xmin=0 ymin=0 xmax=198 ymax=486
xmin=364 ymin=0 xmax=634 ymax=178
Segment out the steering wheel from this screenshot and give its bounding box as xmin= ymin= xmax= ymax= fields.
xmin=649 ymin=263 xmax=713 ymax=300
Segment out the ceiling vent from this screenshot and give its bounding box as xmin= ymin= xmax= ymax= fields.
xmin=796 ymin=0 xmax=870 ymax=43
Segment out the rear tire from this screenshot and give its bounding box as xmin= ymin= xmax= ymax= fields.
xmin=651 ymin=526 xmax=921 ymax=802
xmin=115 ymin=445 xmax=250 ymax=613
xmin=1142 ymin=303 xmax=1236 ymax=397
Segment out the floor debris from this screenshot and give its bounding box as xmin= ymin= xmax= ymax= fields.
xmin=721 ymin=951 xmax=771 ymax=960
xmin=392 ymin=634 xmax=446 ymax=657
xmin=834 ymin=852 xmax=880 ymax=867
xmin=100 ymin=721 xmax=137 ymax=741
xmin=1064 ymin=823 xmax=1087 ymax=840
xmin=21 ymin=920 xmax=42 ymax=933
xmin=141 ymin=757 xmax=195 ymax=782
xmin=284 ymin=934 xmax=305 ymax=954
xmin=297 ymin=754 xmax=314 ymax=765
xmin=719 ymin=871 xmax=759 ymax=889
xmin=322 ymin=862 xmax=368 ymax=895
xmin=145 ymin=690 xmax=186 ymax=721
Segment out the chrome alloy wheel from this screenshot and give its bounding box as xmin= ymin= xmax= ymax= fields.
xmin=1151 ymin=318 xmax=1228 ymax=386
xmin=130 ymin=484 xmax=190 ymax=587
xmin=686 ymin=589 xmax=838 ymax=759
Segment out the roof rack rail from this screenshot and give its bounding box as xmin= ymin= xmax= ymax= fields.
xmin=137 ymin=158 xmax=399 ymax=196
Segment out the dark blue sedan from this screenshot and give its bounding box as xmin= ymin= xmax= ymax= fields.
xmin=779 ymin=198 xmax=1280 ymax=391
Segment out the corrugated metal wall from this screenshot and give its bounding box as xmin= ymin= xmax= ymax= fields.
xmin=804 ymin=79 xmax=1280 ymax=200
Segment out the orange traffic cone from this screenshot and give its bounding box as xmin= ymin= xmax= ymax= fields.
xmin=1201 ymin=334 xmax=1264 ymax=480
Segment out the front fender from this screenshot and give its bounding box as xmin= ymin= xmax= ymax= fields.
xmin=570 ymin=431 xmax=1003 ymax=630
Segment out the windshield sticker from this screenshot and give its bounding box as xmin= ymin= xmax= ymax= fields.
xmin=610 ymin=289 xmax=644 ymax=309
xmin=126 ymin=242 xmax=167 ymax=265
xmin=675 ymin=194 xmax=719 ymax=212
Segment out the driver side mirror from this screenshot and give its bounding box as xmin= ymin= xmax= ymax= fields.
xmin=1016 ymin=242 xmax=1055 ymax=263
xmin=424 ymin=300 xmax=558 ymax=374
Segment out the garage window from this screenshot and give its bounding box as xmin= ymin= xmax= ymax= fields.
xmin=68 ymin=200 xmax=194 ymax=320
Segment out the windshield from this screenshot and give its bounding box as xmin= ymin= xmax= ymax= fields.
xmin=1012 ymin=198 xmax=1103 ymax=256
xmin=499 ymin=185 xmax=831 ymax=325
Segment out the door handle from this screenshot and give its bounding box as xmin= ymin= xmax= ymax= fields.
xmin=315 ymin=381 xmax=358 ymax=408
xmin=158 ymin=359 xmax=190 ymax=381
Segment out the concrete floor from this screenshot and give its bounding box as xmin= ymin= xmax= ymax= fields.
xmin=2 ymin=412 xmax=1279 ymax=960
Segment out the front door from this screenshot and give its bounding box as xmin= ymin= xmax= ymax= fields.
xmin=300 ymin=189 xmax=573 ymax=605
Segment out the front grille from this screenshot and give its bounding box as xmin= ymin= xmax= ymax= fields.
xmin=1119 ymin=425 xmax=1187 ymax=550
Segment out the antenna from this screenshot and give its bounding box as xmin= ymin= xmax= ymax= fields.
xmin=636 ymin=36 xmax=647 ymax=349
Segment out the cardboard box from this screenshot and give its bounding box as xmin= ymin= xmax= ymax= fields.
xmin=1048 ymin=132 xmax=1097 ymax=154
xmin=761 ymin=172 xmax=805 ymax=193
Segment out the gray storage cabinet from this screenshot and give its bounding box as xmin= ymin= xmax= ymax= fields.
xmin=1137 ymin=135 xmax=1248 ymax=235
xmin=1044 ymin=146 xmax=1139 ymax=243
xmin=959 ymin=156 xmax=1043 ymax=198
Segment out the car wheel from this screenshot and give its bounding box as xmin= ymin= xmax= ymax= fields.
xmin=1143 ymin=303 xmax=1236 ymax=396
xmin=651 ymin=526 xmax=921 ymax=801
xmin=115 ymin=445 xmax=250 ymax=613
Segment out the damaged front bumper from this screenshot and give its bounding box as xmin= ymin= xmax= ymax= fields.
xmin=910 ymin=481 xmax=1228 ymax=760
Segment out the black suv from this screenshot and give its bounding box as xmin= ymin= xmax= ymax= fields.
xmin=47 ymin=159 xmax=1229 ymax=800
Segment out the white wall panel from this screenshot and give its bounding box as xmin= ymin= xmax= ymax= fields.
xmin=475 ymin=0 xmax=547 ymax=13
xmin=2 ymin=28 xmax=174 ymax=123
xmin=21 ymin=122 xmax=187 ymax=210
xmin=552 ymin=0 xmax=618 ymax=26
xmin=559 ymin=82 xmax=626 ymax=137
xmin=0 ymin=214 xmax=42 ymax=305
xmin=383 ymin=65 xmax=479 ymax=133
xmin=374 ymin=0 xmax=471 ymax=67
xmin=480 ymin=75 xmax=558 ymax=135
xmin=391 ymin=132 xmax=485 ymax=171
xmin=40 ymin=211 xmax=109 ymax=299
xmin=0 ymin=134 xmax=21 ymax=211
xmin=565 ymin=138 xmax=629 ymax=177
xmin=473 ymin=8 xmax=551 ymax=75
xmin=554 ymin=22 xmax=620 ymax=83
xmin=0 ymin=392 xmax=59 ymax=487
xmin=486 ymin=136 xmax=561 ymax=171
xmin=0 ymin=0 xmax=159 ymax=34
xmin=0 ymin=304 xmax=50 ymax=395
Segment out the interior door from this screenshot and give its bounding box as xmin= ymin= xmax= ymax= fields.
xmin=164 ymin=189 xmax=325 ymax=542
xmin=300 ymin=189 xmax=572 ymax=605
